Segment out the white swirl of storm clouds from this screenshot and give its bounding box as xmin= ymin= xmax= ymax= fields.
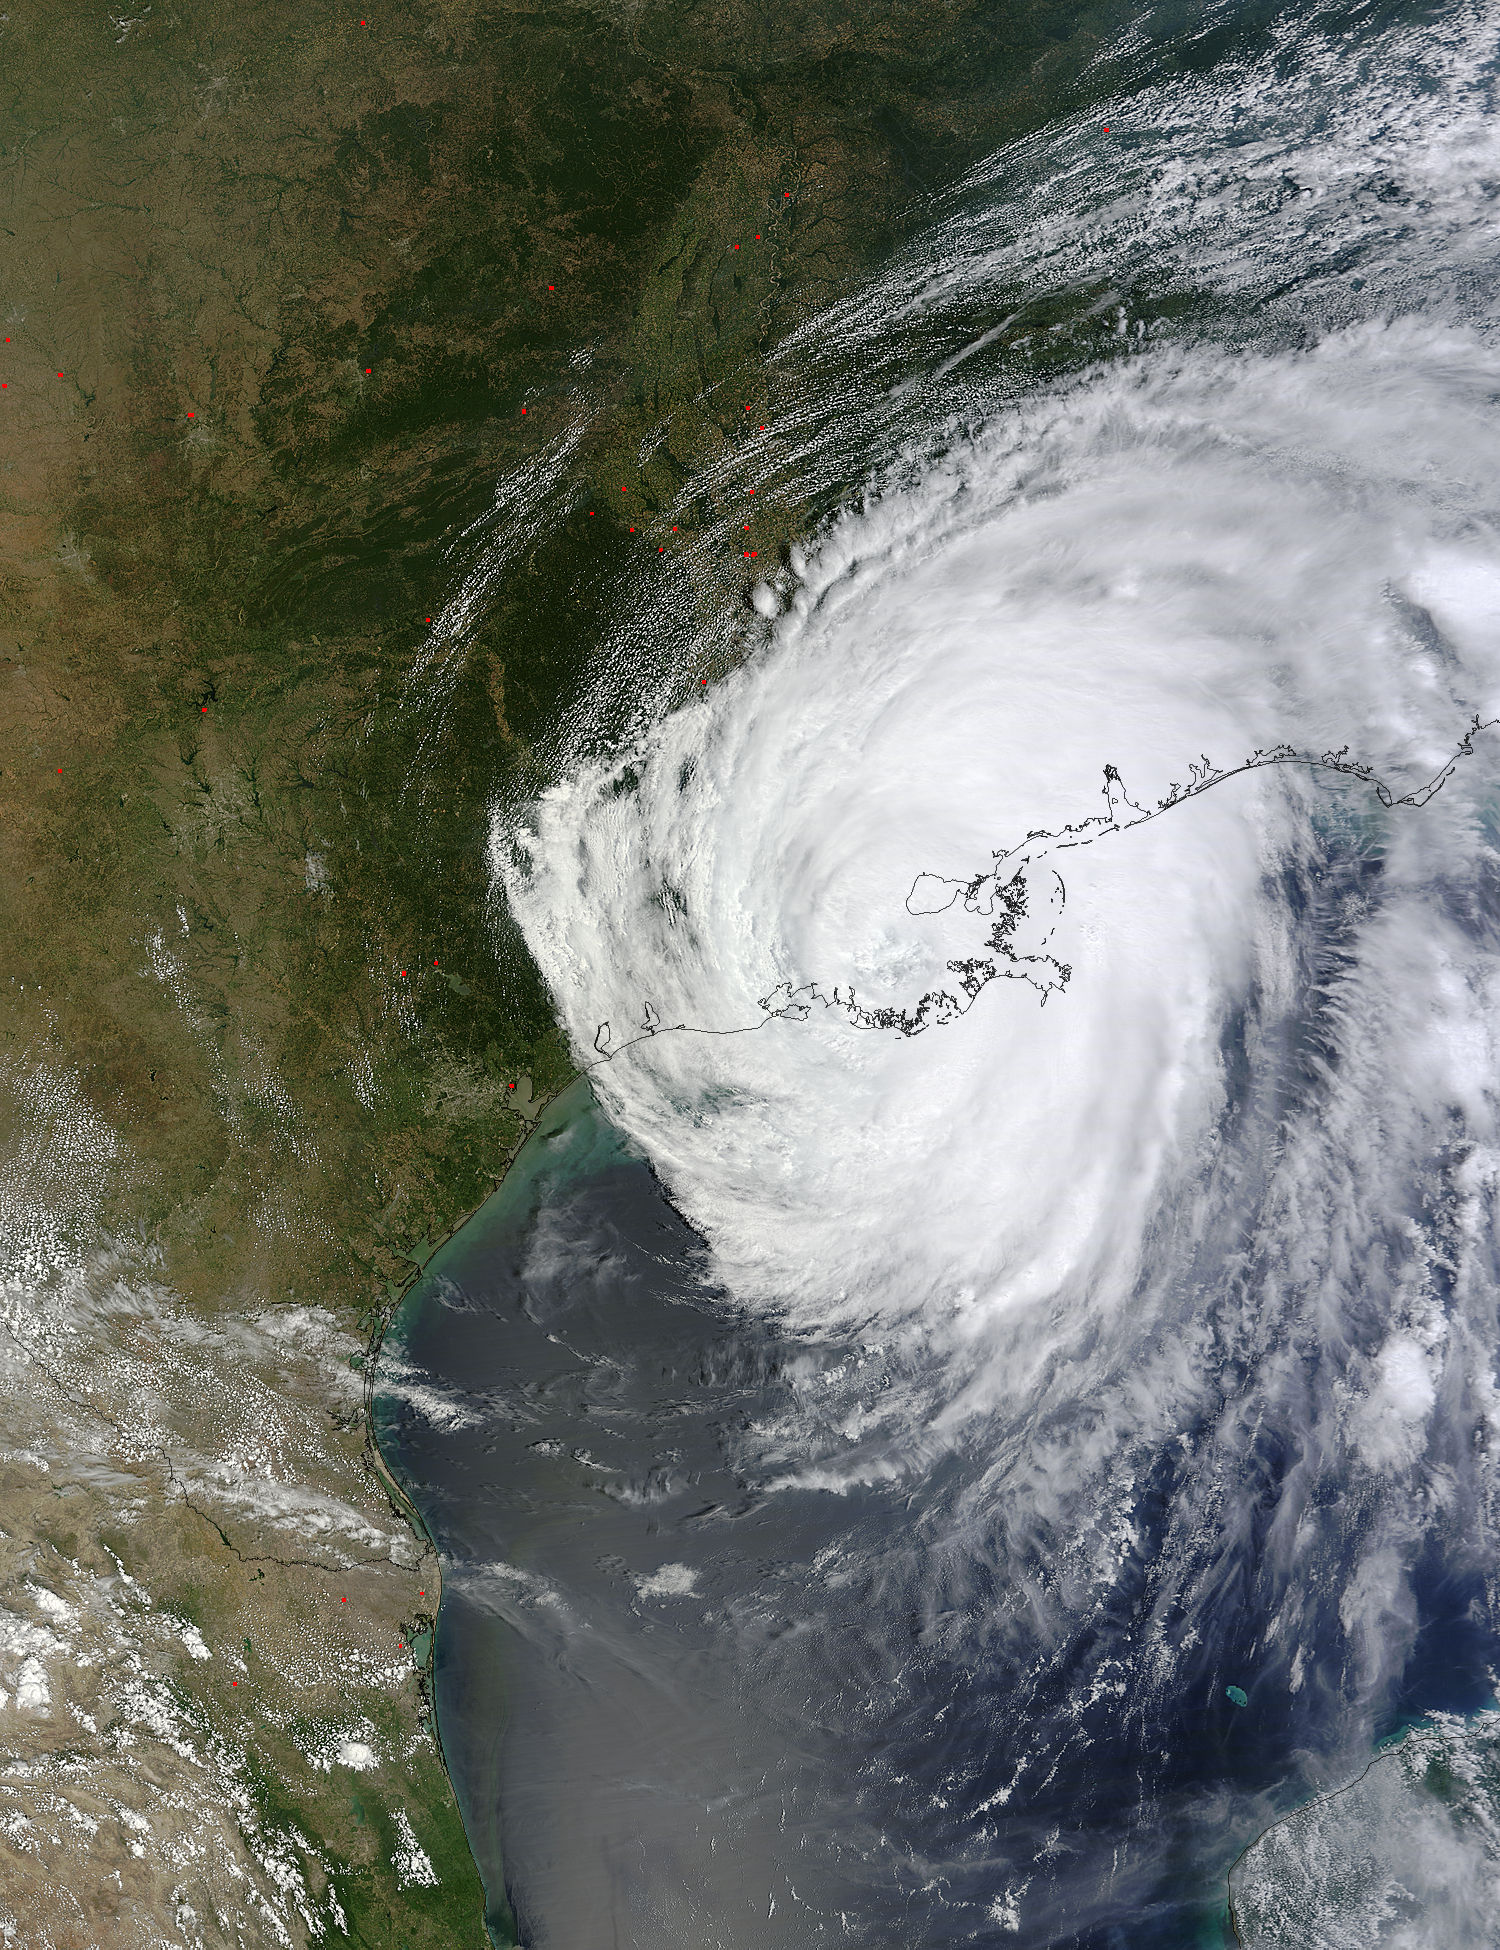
xmin=488 ymin=7 xmax=1500 ymax=1937
xmin=503 ymin=324 xmax=1500 ymax=1354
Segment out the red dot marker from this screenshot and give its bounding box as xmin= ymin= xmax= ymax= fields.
xmin=365 ymin=366 xmax=372 ymax=374
xmin=700 ymin=678 xmax=707 ymax=685
xmin=200 ymin=705 xmax=208 ymax=713
xmin=784 ymin=191 xmax=791 ymax=197
xmin=520 ymin=406 xmax=527 ymax=414
xmin=1103 ymin=125 xmax=1110 ymax=133
xmin=425 ymin=616 xmax=432 ymax=622
xmin=588 ymin=511 xmax=595 ymax=517
xmin=419 ymin=1590 xmax=425 ymax=1597
xmin=57 ymin=372 xmax=63 ymax=379
xmin=433 ymin=959 xmax=439 ymax=967
xmin=400 ymin=969 xmax=407 ymax=977
xmin=342 ymin=1596 xmax=347 ymax=1604
xmin=231 ymin=1679 xmax=238 ymax=1686
xmin=2 ymin=384 xmax=7 ymax=390
xmin=56 ymin=768 xmax=62 ymax=774
xmin=755 ymin=234 xmax=761 ymax=241
xmin=547 ymin=285 xmax=555 ymax=292
xmin=186 ymin=411 xmax=194 ymax=418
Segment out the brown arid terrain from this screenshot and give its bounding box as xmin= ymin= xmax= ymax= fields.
xmin=0 ymin=0 xmax=1160 ymax=1941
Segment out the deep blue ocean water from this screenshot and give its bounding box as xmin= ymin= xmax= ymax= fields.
xmin=374 ymin=1076 xmax=1499 ymax=1947
xmin=376 ymin=5 xmax=1500 ymax=1937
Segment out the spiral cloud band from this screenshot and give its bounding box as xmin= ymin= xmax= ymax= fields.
xmin=503 ymin=323 xmax=1500 ymax=1345
xmin=483 ymin=6 xmax=1500 ymax=1941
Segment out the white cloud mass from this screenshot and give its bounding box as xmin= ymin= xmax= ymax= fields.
xmin=485 ymin=4 xmax=1500 ymax=1941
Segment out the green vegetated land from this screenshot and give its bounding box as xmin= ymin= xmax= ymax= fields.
xmin=0 ymin=0 xmax=1222 ymax=1940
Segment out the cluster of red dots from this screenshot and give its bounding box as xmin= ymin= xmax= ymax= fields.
xmin=2 ymin=343 xmax=65 ymax=392
xmin=581 ymin=423 xmax=771 ymax=561
xmin=0 ymin=346 xmax=209 ymax=422
xmin=583 ymin=498 xmax=769 ymax=562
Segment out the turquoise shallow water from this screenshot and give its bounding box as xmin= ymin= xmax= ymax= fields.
xmin=373 ymin=945 xmax=1500 ymax=1947
xmin=375 ymin=6 xmax=1500 ymax=1940
xmin=373 ymin=1079 xmax=603 ymax=1943
xmin=372 ymin=1081 xmax=868 ymax=1945
xmin=373 ymin=1082 xmax=1272 ymax=1947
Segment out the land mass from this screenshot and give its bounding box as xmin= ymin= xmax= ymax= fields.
xmin=0 ymin=0 xmax=1229 ymax=1941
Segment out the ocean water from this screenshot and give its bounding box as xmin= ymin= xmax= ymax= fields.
xmin=380 ymin=3 xmax=1500 ymax=1942
xmin=378 ymin=1080 xmax=1277 ymax=1946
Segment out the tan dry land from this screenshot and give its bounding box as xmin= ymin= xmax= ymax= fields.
xmin=0 ymin=0 xmax=1141 ymax=1941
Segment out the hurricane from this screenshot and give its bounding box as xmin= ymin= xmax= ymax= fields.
xmin=458 ymin=6 xmax=1500 ymax=1942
